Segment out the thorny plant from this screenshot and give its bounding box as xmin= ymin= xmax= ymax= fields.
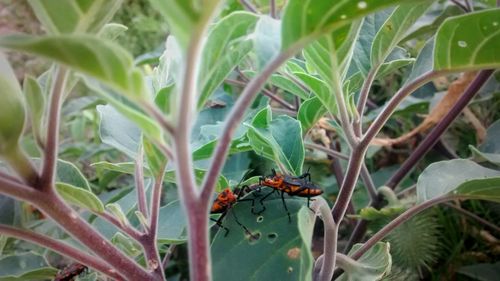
xmin=0 ymin=0 xmax=499 ymax=281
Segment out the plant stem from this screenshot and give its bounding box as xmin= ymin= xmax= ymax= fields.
xmin=225 ymin=78 xmax=296 ymax=110
xmin=36 ymin=189 xmax=155 ymax=280
xmin=200 ymin=47 xmax=298 ymax=204
xmin=143 ymin=101 xmax=176 ymax=135
xmin=99 ymin=211 xmax=143 ymax=242
xmin=445 ymin=202 xmax=500 ymax=234
xmin=0 ymin=175 xmax=38 ymax=202
xmin=349 ymin=196 xmax=457 ymax=260
xmin=0 ymin=224 xmax=124 ymax=280
xmin=362 ymin=71 xmax=442 ymax=147
xmin=39 ymin=67 xmax=68 ymax=190
xmin=312 ymin=197 xmax=337 ymax=281
xmin=240 ymin=0 xmax=259 ymax=13
xmin=385 ymin=70 xmax=493 ymax=189
xmin=270 ymin=0 xmax=276 ymax=18
xmin=354 ymin=65 xmax=380 ymax=136
xmin=304 ymin=142 xmax=348 ymax=160
xmin=135 ymin=147 xmax=148 ymax=218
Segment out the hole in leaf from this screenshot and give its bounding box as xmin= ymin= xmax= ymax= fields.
xmin=267 ymin=233 xmax=278 ymax=243
xmin=256 ymin=216 xmax=264 ymax=223
xmin=247 ymin=232 xmax=261 ymax=244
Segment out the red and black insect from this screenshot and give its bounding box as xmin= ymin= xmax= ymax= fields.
xmin=54 ymin=263 xmax=88 ymax=281
xmin=210 ymin=187 xmax=256 ymax=238
xmin=255 ymin=168 xmax=323 ymax=222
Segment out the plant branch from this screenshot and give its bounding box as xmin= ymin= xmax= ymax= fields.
xmin=39 ymin=67 xmax=69 ymax=190
xmin=142 ymin=101 xmax=176 ymax=136
xmin=360 ymin=164 xmax=378 ymax=202
xmin=36 ymin=189 xmax=154 ymax=280
xmin=311 ymin=197 xmax=337 ymax=281
xmin=354 ymin=65 xmax=380 ymax=136
xmin=270 ymin=0 xmax=277 ymax=18
xmin=385 ymin=70 xmax=493 ymax=189
xmin=0 ymin=174 xmax=38 ymax=202
xmin=0 ymin=224 xmax=124 ymax=280
xmin=135 ymin=147 xmax=148 ymax=218
xmin=362 ymin=71 xmax=443 ymax=147
xmin=349 ymin=196 xmax=458 ymax=260
xmin=304 ymin=142 xmax=348 ymax=160
xmin=445 ymin=202 xmax=500 ymax=234
xmin=225 ymin=78 xmax=296 ymax=110
xmin=99 ymin=211 xmax=143 ymax=242
xmin=240 ymin=0 xmax=259 ymax=13
xmin=451 ymin=0 xmax=469 ymax=12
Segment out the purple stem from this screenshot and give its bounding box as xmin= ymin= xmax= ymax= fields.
xmin=99 ymin=211 xmax=143 ymax=241
xmin=39 ymin=67 xmax=68 ymax=190
xmin=225 ymin=78 xmax=296 ymax=110
xmin=445 ymin=202 xmax=500 ymax=234
xmin=240 ymin=0 xmax=259 ymax=13
xmin=270 ymin=0 xmax=277 ymax=18
xmin=0 ymin=224 xmax=124 ymax=280
xmin=385 ymin=70 xmax=493 ymax=189
xmin=135 ymin=147 xmax=148 ymax=218
xmin=311 ymin=197 xmax=337 ymax=281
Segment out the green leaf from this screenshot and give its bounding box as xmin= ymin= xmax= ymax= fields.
xmin=212 ymin=195 xmax=314 ymax=281
xmin=297 ymin=97 xmax=327 ymax=133
xmin=470 ymin=119 xmax=500 ymax=166
xmin=143 ymin=138 xmax=167 ymax=177
xmin=23 ymin=76 xmax=45 ymax=144
xmin=198 ymin=12 xmax=258 ymax=108
xmin=0 ymin=34 xmax=146 ymax=99
xmin=281 ymin=0 xmax=413 ymax=50
xmin=150 ymin=0 xmax=220 ymax=48
xmin=56 ymin=159 xmax=91 ymax=191
xmin=434 ymin=9 xmax=500 ymax=71
xmin=254 ymin=15 xmax=281 ymax=69
xmin=98 ymin=23 xmax=128 ymax=41
xmin=416 ymin=159 xmax=500 ymax=203
xmin=106 ymin=203 xmax=129 ymax=227
xmin=157 ymin=200 xmax=188 ymax=244
xmin=246 ymin=107 xmax=304 ymax=175
xmin=293 ymin=72 xmax=337 ymax=116
xmin=28 ymin=0 xmax=122 ymax=34
xmin=243 ymin=71 xmax=310 ymax=100
xmin=371 ymin=1 xmax=432 ymax=66
xmin=303 ymin=22 xmax=362 ymax=83
xmin=56 ymin=183 xmax=105 ymax=213
xmin=0 ymin=253 xmax=56 ymax=280
xmin=111 ymin=232 xmax=142 ymax=257
xmin=458 ymin=262 xmax=500 ymax=281
xmin=0 ymin=53 xmax=25 ymax=154
xmin=339 ymin=242 xmax=392 ymax=281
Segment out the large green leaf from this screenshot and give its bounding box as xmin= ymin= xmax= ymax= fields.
xmin=370 ymin=1 xmax=433 ymax=66
xmin=338 ymin=242 xmax=392 ymax=281
xmin=56 ymin=159 xmax=91 ymax=191
xmin=198 ymin=12 xmax=258 ymax=108
xmin=0 ymin=253 xmax=57 ymax=280
xmin=254 ymin=15 xmax=281 ymax=69
xmin=56 ymin=183 xmax=105 ymax=213
xmin=212 ymin=194 xmax=314 ymax=281
xmin=157 ymin=200 xmax=188 ymax=244
xmin=246 ymin=107 xmax=304 ymax=175
xmin=434 ymin=9 xmax=500 ymax=71
xmin=0 ymin=34 xmax=146 ymax=99
xmin=281 ymin=0 xmax=416 ymax=50
xmin=417 ymin=159 xmax=500 ymax=203
xmin=28 ymin=0 xmax=122 ymax=34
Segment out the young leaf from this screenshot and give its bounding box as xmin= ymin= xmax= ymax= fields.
xmin=28 ymin=0 xmax=122 ymax=34
xmin=246 ymin=107 xmax=304 ymax=175
xmin=293 ymin=72 xmax=337 ymax=116
xmin=281 ymin=0 xmax=414 ymax=50
xmin=434 ymin=9 xmax=500 ymax=71
xmin=23 ymin=76 xmax=45 ymax=145
xmin=106 ymin=203 xmax=129 ymax=227
xmin=56 ymin=183 xmax=105 ymax=213
xmin=297 ymin=97 xmax=327 ymax=133
xmin=198 ymin=12 xmax=258 ymax=108
xmin=370 ymin=1 xmax=433 ymax=66
xmin=0 ymin=34 xmax=147 ymax=100
xmin=111 ymin=232 xmax=142 ymax=257
xmin=416 ymin=159 xmax=500 ymax=203
xmin=338 ymin=242 xmax=392 ymax=281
